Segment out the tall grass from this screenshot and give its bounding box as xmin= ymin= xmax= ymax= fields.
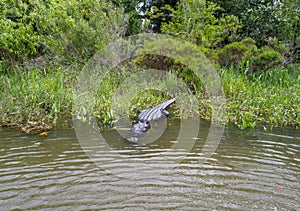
xmin=221 ymin=65 xmax=300 ymax=128
xmin=0 ymin=64 xmax=299 ymax=129
xmin=0 ymin=66 xmax=76 ymax=126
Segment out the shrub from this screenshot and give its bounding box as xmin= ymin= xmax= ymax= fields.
xmin=251 ymin=47 xmax=284 ymax=72
xmin=0 ymin=0 xmax=44 ymax=64
xmin=46 ymin=0 xmax=126 ymax=63
xmin=0 ymin=0 xmax=125 ymax=65
xmin=217 ymin=37 xmax=285 ymax=74
xmin=217 ymin=41 xmax=249 ymax=68
xmin=241 ymin=37 xmax=257 ymax=48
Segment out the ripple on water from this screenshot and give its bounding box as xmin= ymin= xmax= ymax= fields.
xmin=0 ymin=126 xmax=299 ymax=210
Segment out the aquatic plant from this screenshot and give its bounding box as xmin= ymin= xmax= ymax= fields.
xmin=0 ymin=66 xmax=75 ymax=127
xmin=221 ymin=65 xmax=300 ymax=129
xmin=0 ymin=62 xmax=299 ymax=130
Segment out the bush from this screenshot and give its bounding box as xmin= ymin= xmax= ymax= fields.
xmin=0 ymin=0 xmax=44 ymax=64
xmin=198 ymin=46 xmax=219 ymax=67
xmin=251 ymin=47 xmax=284 ymax=72
xmin=217 ymin=42 xmax=247 ymax=68
xmin=216 ymin=38 xmax=286 ymax=74
xmin=217 ymin=39 xmax=256 ymax=68
xmin=0 ymin=0 xmax=125 ymax=65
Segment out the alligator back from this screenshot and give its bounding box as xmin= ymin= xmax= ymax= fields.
xmin=137 ymin=98 xmax=176 ymax=122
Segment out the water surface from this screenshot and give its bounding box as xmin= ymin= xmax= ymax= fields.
xmin=0 ymin=121 xmax=299 ymax=210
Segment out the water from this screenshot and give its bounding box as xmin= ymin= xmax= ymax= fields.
xmin=0 ymin=121 xmax=299 ymax=210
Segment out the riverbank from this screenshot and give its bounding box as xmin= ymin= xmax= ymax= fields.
xmin=0 ymin=64 xmax=299 ymax=131
xmin=221 ymin=65 xmax=299 ymax=129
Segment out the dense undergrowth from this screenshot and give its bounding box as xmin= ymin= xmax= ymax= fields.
xmin=221 ymin=65 xmax=300 ymax=129
xmin=0 ymin=63 xmax=299 ymax=129
xmin=1 ymin=0 xmax=299 ymax=130
xmin=0 ymin=65 xmax=77 ymax=127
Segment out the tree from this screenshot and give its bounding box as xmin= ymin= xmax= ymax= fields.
xmin=118 ymin=0 xmax=181 ymax=33
xmin=145 ymin=0 xmax=180 ymax=32
xmin=239 ymin=1 xmax=279 ymax=46
xmin=211 ymin=0 xmax=300 ymax=48
xmin=0 ymin=0 xmax=126 ymax=64
xmin=114 ymin=0 xmax=144 ymax=35
xmin=276 ymin=0 xmax=300 ymax=46
xmin=159 ymin=0 xmax=240 ymax=47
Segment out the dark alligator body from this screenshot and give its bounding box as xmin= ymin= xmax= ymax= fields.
xmin=126 ymin=98 xmax=176 ymax=142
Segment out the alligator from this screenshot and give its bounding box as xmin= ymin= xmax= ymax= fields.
xmin=131 ymin=97 xmax=176 ymax=134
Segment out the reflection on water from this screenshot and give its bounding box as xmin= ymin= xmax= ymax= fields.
xmin=0 ymin=121 xmax=299 ymax=210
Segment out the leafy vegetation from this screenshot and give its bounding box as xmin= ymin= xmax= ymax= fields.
xmin=1 ymin=63 xmax=298 ymax=129
xmin=0 ymin=0 xmax=299 ymax=130
xmin=0 ymin=0 xmax=125 ymax=65
xmin=0 ymin=66 xmax=76 ymax=126
xmin=160 ymin=0 xmax=240 ymax=47
xmin=221 ymin=65 xmax=300 ymax=129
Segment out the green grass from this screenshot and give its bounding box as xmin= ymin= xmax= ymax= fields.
xmin=221 ymin=65 xmax=300 ymax=129
xmin=0 ymin=63 xmax=299 ymax=129
xmin=0 ymin=66 xmax=77 ymax=126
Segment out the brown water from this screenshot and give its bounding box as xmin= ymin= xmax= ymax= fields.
xmin=0 ymin=121 xmax=299 ymax=210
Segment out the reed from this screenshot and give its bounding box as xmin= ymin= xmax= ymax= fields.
xmin=221 ymin=65 xmax=300 ymax=128
xmin=0 ymin=64 xmax=299 ymax=129
xmin=0 ymin=66 xmax=76 ymax=126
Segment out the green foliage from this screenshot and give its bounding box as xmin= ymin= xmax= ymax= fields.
xmin=0 ymin=60 xmax=11 ymax=74
xmin=0 ymin=0 xmax=126 ymax=64
xmin=210 ymin=0 xmax=300 ymax=63
xmin=0 ymin=66 xmax=76 ymax=125
xmin=126 ymin=10 xmax=143 ymax=35
xmin=133 ymin=53 xmax=183 ymax=72
xmin=217 ymin=41 xmax=249 ymax=68
xmin=270 ymin=3 xmax=299 ymax=61
xmin=239 ymin=1 xmax=279 ymax=46
xmin=145 ymin=0 xmax=179 ymax=32
xmin=159 ymin=0 xmax=241 ymax=47
xmin=274 ymin=0 xmax=300 ymax=47
xmin=115 ymin=0 xmax=180 ymax=34
xmin=216 ymin=37 xmax=285 ymax=73
xmin=0 ymin=0 xmax=44 ymax=63
xmin=251 ymin=47 xmax=284 ymax=72
xmin=211 ymin=0 xmax=249 ymax=17
xmin=92 ymin=66 xmax=185 ymax=127
xmin=221 ymin=65 xmax=300 ymax=129
xmin=1 ymin=62 xmax=299 ymax=128
xmin=0 ymin=0 xmax=299 ymax=130
xmin=47 ymin=0 xmax=126 ymax=62
xmin=211 ymin=0 xmax=277 ymax=46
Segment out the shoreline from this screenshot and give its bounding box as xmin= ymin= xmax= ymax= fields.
xmin=0 ymin=65 xmax=299 ymax=131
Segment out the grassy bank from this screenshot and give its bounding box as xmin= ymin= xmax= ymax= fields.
xmin=221 ymin=65 xmax=300 ymax=129
xmin=0 ymin=64 xmax=299 ymax=130
xmin=0 ymin=65 xmax=77 ymax=128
